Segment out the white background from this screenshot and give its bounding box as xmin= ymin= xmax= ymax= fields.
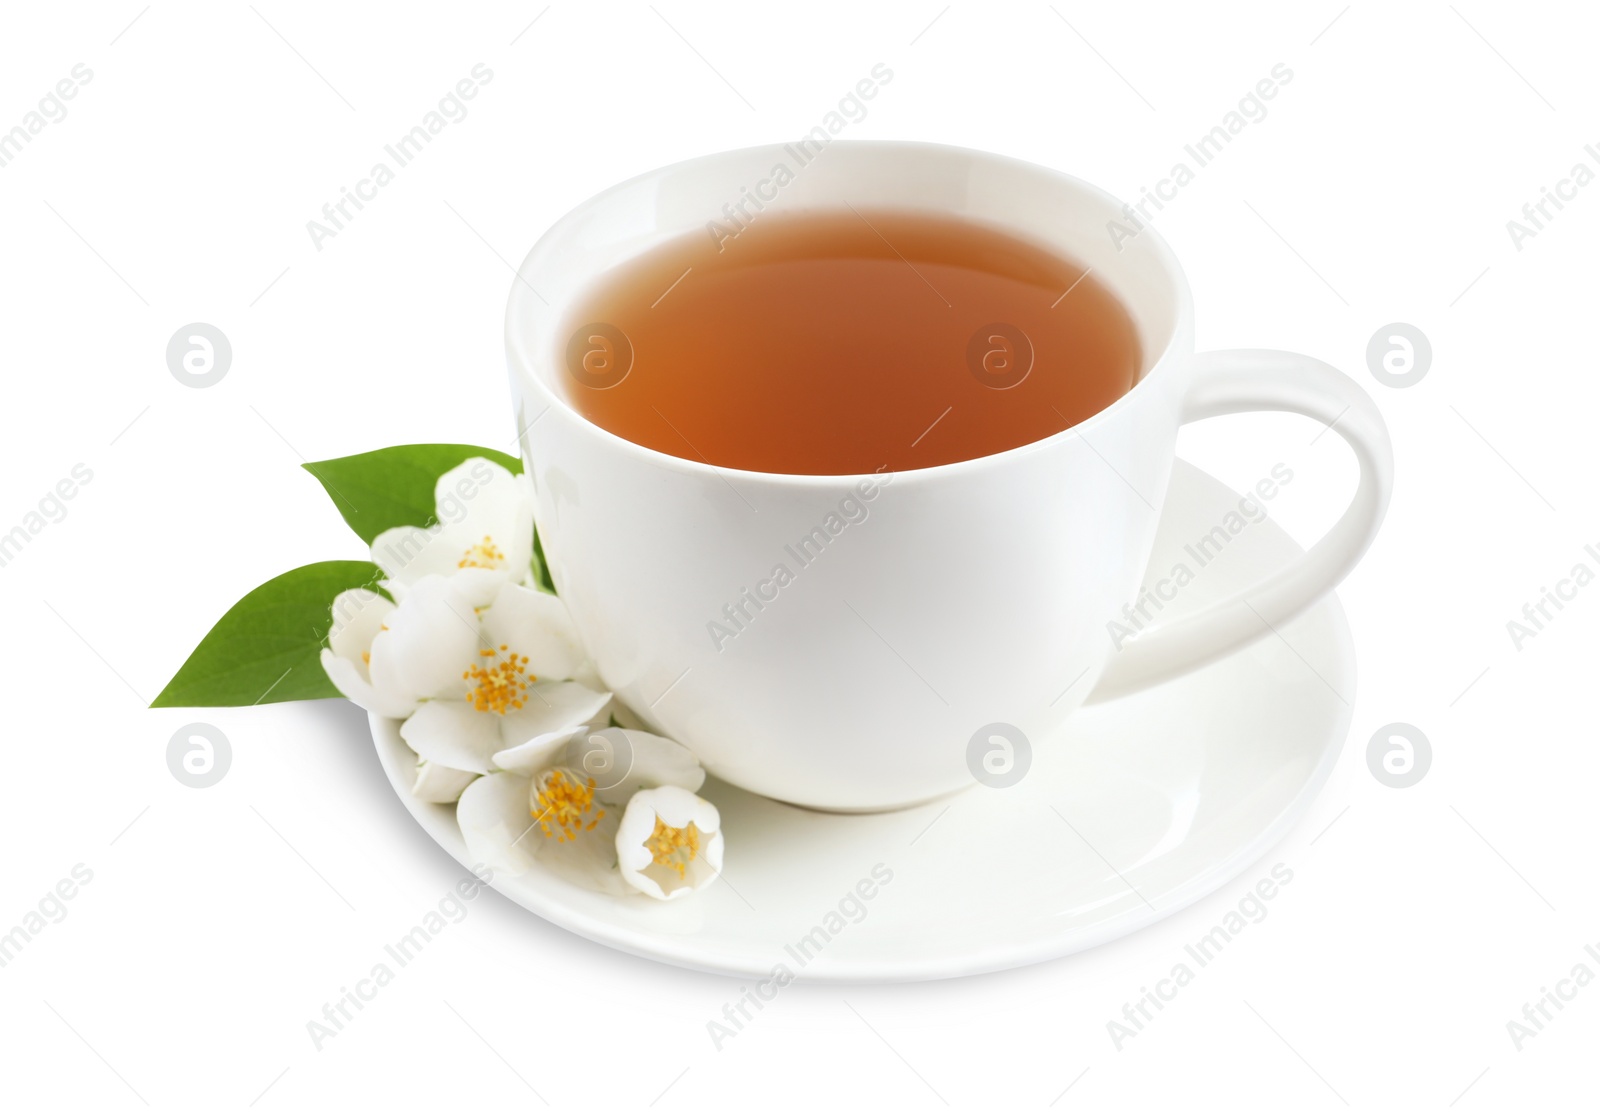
xmin=1 ymin=1 xmax=1595 ymax=1108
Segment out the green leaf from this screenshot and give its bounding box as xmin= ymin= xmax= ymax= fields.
xmin=530 ymin=524 xmax=556 ymax=594
xmin=303 ymin=443 xmax=523 ymax=545
xmin=152 ymin=561 xmax=387 ymax=707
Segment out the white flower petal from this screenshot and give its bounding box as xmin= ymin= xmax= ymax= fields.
xmin=456 ymin=771 xmax=539 ymax=876
xmin=504 ymin=473 xmax=536 ymax=586
xmin=373 ymin=461 xmax=525 ymax=580
xmin=436 ymin=462 xmax=537 ymax=585
xmin=367 ymin=575 xmax=480 ymax=702
xmin=492 ymin=726 xmax=587 ymax=776
xmin=608 ymin=729 xmax=706 ymax=796
xmin=413 ymin=761 xmax=477 ymax=803
xmin=327 ymin=589 xmax=394 ymax=670
xmin=482 ymin=581 xmax=587 ymax=681
xmin=615 ymin=786 xmax=724 ymax=901
xmin=433 ymin=458 xmax=524 ymax=540
xmin=369 ymin=545 xmax=508 ymax=607
xmin=525 ymin=767 xmax=630 ymax=895
xmin=583 ymin=695 xmax=616 ymax=728
xmin=496 ymin=681 xmax=612 ymax=749
xmin=320 ymin=648 xmax=416 ymax=719
xmin=370 ymin=524 xmax=471 ymax=585
xmin=444 ymin=567 xmax=511 ymax=609
xmin=368 ymin=459 xmax=532 ymax=587
xmin=541 ymin=839 xmax=630 ymax=896
xmin=605 ymin=700 xmax=649 ymax=731
xmin=537 ymin=725 xmax=704 ymax=806
xmin=401 ymin=700 xmax=504 ymax=775
xmin=571 ymin=659 xmax=604 ymax=691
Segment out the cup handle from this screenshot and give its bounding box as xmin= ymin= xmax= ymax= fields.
xmin=1086 ymin=348 xmax=1394 ymax=703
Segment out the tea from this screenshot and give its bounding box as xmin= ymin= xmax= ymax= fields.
xmin=557 ymin=209 xmax=1141 ymax=474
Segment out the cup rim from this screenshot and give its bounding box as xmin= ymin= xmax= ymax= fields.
xmin=505 ymin=139 xmax=1194 ymax=489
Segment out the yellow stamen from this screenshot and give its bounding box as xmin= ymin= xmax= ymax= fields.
xmin=458 ymin=535 xmax=507 ymax=570
xmin=646 ymin=817 xmax=701 ymax=878
xmin=531 ymin=770 xmax=604 ymax=843
xmin=462 ymin=643 xmax=533 ymax=714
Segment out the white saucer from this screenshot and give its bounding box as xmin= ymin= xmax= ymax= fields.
xmin=370 ymin=460 xmax=1354 ymax=982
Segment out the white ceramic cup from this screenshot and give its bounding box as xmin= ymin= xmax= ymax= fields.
xmin=506 ymin=141 xmax=1392 ymax=812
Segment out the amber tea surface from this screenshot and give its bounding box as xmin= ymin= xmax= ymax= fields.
xmin=557 ymin=209 xmax=1142 ymax=474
